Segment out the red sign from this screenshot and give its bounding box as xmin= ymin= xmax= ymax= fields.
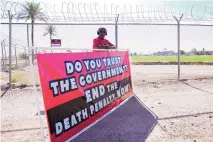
xmin=37 ymin=51 xmax=133 ymax=142
xmin=51 ymin=39 xmax=61 ymax=47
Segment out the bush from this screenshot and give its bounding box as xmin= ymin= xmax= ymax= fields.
xmin=18 ymin=53 xmax=28 ymax=60
xmin=180 ymin=50 xmax=185 ymax=55
xmin=12 ymin=77 xmax=18 ymax=83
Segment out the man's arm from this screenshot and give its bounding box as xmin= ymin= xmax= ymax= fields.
xmin=93 ymin=39 xmax=106 ymax=49
xmin=93 ymin=45 xmax=104 ymax=49
xmin=106 ymin=40 xmax=115 ymax=49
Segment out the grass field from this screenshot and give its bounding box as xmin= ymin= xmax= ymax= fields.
xmin=131 ymin=55 xmax=213 ymax=62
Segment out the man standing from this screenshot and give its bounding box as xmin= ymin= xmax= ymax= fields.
xmin=93 ymin=27 xmax=115 ymax=50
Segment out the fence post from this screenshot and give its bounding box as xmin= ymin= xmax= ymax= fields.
xmin=27 ymin=24 xmax=30 ymax=48
xmin=115 ymin=14 xmax=119 ymax=49
xmin=1 ymin=40 xmax=5 ymax=71
xmin=27 ymin=24 xmax=30 ymax=66
xmin=24 ymin=46 xmax=28 ymax=66
xmin=8 ymin=10 xmax=13 ymax=86
xmin=173 ymin=14 xmax=183 ymax=81
xmin=3 ymin=41 xmax=7 ymax=69
xmin=14 ymin=45 xmax=17 ymax=68
xmin=28 ymin=47 xmax=45 ymax=142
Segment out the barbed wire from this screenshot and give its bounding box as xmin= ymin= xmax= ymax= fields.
xmin=1 ymin=0 xmax=213 ymax=23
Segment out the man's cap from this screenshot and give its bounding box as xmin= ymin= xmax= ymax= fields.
xmin=97 ymin=27 xmax=107 ymax=35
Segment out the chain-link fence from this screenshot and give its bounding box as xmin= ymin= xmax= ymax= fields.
xmin=1 ymin=23 xmax=213 ymax=86
xmin=1 ymin=23 xmax=213 ymax=142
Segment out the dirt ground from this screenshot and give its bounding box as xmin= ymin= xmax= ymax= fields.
xmin=131 ymin=65 xmax=213 ymax=142
xmin=1 ymin=65 xmax=213 ymax=142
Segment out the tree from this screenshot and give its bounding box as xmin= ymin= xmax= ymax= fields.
xmin=205 ymin=51 xmax=212 ymax=55
xmin=191 ymin=48 xmax=197 ymax=55
xmin=18 ymin=1 xmax=47 ymax=47
xmin=43 ymin=25 xmax=57 ymax=47
xmin=180 ymin=50 xmax=185 ymax=55
xmin=17 ymin=1 xmax=47 ymax=63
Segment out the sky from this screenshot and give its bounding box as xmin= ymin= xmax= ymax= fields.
xmin=1 ymin=0 xmax=213 ymax=54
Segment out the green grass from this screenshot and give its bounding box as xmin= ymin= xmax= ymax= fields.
xmin=131 ymin=55 xmax=213 ymax=62
xmin=11 ymin=71 xmax=31 ymax=84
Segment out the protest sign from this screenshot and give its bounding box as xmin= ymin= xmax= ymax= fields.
xmin=37 ymin=51 xmax=133 ymax=142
